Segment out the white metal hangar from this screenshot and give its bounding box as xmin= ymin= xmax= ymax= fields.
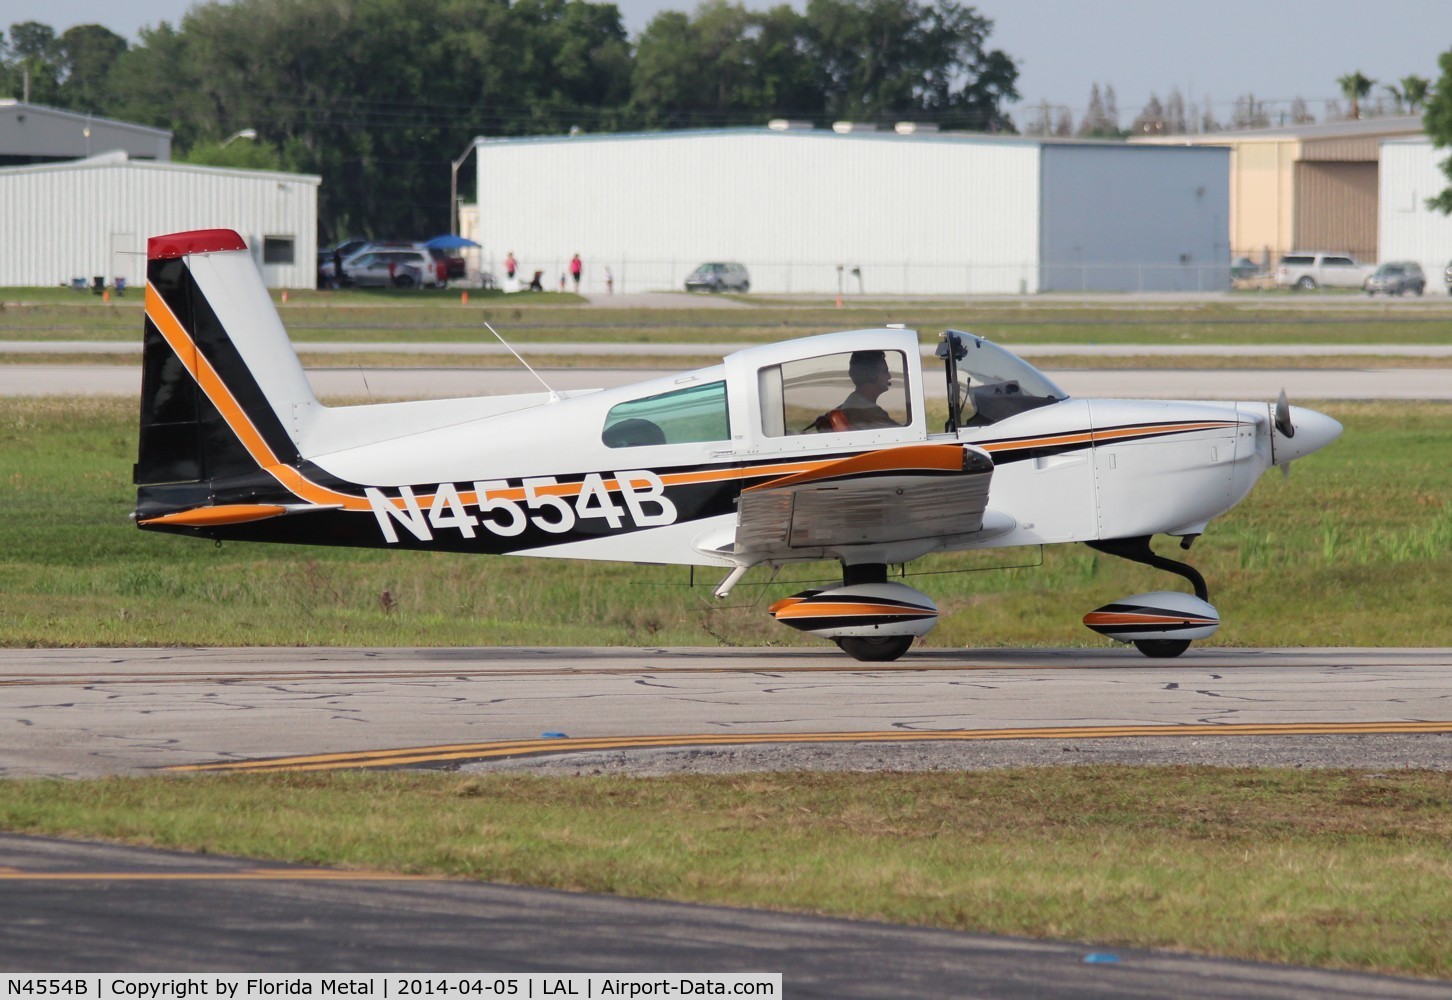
xmin=0 ymin=152 xmax=320 ymax=290
xmin=470 ymin=127 xmax=1230 ymax=295
xmin=1378 ymin=138 xmax=1452 ymax=289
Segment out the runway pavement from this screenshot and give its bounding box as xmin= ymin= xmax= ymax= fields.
xmin=4 ymin=646 xmax=1450 ymax=778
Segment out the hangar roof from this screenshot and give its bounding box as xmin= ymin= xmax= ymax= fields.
xmin=0 ymin=100 xmax=172 ymax=162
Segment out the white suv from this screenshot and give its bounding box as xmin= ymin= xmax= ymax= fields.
xmin=1274 ymin=252 xmax=1373 ymax=291
xmin=339 ymin=249 xmax=442 ymax=288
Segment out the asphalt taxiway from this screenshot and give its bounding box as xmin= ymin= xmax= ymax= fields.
xmin=4 ymin=645 xmax=1452 ymax=996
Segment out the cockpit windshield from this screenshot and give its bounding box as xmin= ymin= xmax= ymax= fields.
xmin=936 ymin=330 xmax=1068 ymax=429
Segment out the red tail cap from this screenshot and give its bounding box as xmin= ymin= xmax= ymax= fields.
xmin=148 ymin=229 xmax=248 ymax=260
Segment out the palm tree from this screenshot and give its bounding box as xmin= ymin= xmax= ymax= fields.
xmin=1338 ymin=71 xmax=1374 ymax=119
xmin=1400 ymin=75 xmax=1431 ymax=113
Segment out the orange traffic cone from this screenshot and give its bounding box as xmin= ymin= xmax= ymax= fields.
xmin=461 ymin=291 xmax=469 ymax=305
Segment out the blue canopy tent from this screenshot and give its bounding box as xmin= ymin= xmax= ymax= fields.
xmin=423 ymin=234 xmax=481 ymax=250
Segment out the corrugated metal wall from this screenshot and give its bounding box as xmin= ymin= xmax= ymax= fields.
xmin=1294 ymin=161 xmax=1378 ymax=261
xmin=0 ymin=159 xmax=319 ymax=288
xmin=1379 ymin=139 xmax=1452 ymax=286
xmin=1039 ymin=144 xmax=1230 ymax=291
xmin=475 ymin=130 xmax=1042 ymax=295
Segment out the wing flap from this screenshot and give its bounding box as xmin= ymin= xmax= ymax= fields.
xmin=735 ymin=443 xmax=993 ymax=557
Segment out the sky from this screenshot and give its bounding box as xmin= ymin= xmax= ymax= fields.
xmin=4 ymin=0 xmax=1450 ymax=125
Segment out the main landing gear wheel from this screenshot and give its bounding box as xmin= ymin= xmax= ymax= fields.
xmin=1133 ymin=639 xmax=1192 ymax=659
xmin=834 ymin=635 xmax=914 ymax=662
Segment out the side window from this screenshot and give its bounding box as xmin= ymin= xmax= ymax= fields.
xmin=760 ymin=350 xmax=910 ymax=436
xmin=1325 ymin=257 xmax=1353 ymax=268
xmin=602 ymin=380 xmax=730 ymax=448
xmin=262 ymin=236 xmax=295 ymax=265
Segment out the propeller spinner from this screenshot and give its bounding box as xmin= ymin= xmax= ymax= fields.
xmin=1270 ymin=393 xmax=1342 ymax=469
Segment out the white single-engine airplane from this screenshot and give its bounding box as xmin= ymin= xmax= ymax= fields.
xmin=134 ymin=229 xmax=1342 ymax=661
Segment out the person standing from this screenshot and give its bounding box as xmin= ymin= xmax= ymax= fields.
xmin=505 ymin=251 xmax=516 ymax=280
xmin=569 ymin=253 xmax=582 ymax=292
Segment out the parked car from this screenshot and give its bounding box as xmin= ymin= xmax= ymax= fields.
xmin=338 ymin=249 xmax=440 ymax=288
xmin=1274 ymin=252 xmax=1373 ymax=291
xmin=685 ymin=262 xmax=750 ymax=293
xmin=1445 ymin=260 xmax=1452 ymax=296
xmin=321 ymin=243 xmax=447 ymax=287
xmin=1363 ymin=261 xmax=1426 ymax=296
xmin=427 ymin=247 xmax=466 ymax=280
xmin=1229 ymin=256 xmax=1259 ymax=281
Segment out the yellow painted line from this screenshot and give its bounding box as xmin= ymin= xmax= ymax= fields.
xmin=167 ymin=720 xmax=1452 ymax=774
xmin=0 ymin=659 xmax=1230 ymax=687
xmin=0 ymin=868 xmax=442 ymax=882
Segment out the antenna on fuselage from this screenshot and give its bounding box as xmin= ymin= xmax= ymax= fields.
xmin=483 ymin=320 xmax=560 ymax=403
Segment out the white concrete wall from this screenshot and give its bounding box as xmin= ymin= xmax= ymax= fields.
xmin=0 ymin=156 xmax=319 ymax=289
xmin=474 ymin=129 xmax=1043 ymax=295
xmin=1379 ymin=139 xmax=1452 ymax=293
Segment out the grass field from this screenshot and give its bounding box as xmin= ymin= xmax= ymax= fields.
xmin=5 ymin=289 xmax=1452 ymax=348
xmin=1 ymin=397 xmax=1449 ymax=649
xmin=2 ymin=768 xmax=1450 ymax=979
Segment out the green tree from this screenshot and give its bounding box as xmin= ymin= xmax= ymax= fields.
xmin=1337 ymin=70 xmax=1374 ymax=119
xmin=1388 ymin=73 xmax=1434 ymax=112
xmin=805 ymin=0 xmax=1017 ymax=129
xmin=630 ymin=1 xmax=820 ymax=127
xmin=4 ymin=20 xmax=61 ymax=103
xmin=103 ymin=0 xmax=633 ymax=240
xmin=1425 ymin=50 xmax=1452 ymax=214
xmin=57 ymin=25 xmax=128 ymax=110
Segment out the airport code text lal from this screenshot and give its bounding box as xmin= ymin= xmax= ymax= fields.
xmin=7 ymin=978 xmax=779 ymax=999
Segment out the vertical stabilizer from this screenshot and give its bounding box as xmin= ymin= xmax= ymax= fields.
xmin=136 ymin=229 xmax=318 ymax=486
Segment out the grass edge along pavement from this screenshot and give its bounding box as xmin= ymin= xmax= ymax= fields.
xmin=0 ymin=768 xmax=1450 ymax=981
xmin=6 ymin=291 xmax=1452 ymax=347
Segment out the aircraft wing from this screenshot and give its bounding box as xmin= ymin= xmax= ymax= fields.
xmin=733 ymin=443 xmax=994 ymax=558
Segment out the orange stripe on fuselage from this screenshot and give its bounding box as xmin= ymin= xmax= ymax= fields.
xmin=976 ymin=421 xmax=1239 ymax=457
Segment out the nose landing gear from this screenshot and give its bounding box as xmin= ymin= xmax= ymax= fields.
xmin=1083 ymin=536 xmax=1220 ymax=658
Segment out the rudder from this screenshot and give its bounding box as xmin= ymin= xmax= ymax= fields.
xmin=136 ymin=229 xmax=317 ymax=488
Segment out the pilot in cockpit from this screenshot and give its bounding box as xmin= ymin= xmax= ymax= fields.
xmin=830 ymin=350 xmax=899 ymax=430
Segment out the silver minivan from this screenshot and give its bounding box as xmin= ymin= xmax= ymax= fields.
xmin=685 ymin=262 xmax=750 ymax=293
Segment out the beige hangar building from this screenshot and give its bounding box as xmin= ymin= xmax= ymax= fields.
xmin=1134 ymin=114 xmax=1425 ymax=266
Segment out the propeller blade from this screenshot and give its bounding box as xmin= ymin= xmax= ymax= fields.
xmin=1274 ymin=389 xmax=1296 ymax=439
